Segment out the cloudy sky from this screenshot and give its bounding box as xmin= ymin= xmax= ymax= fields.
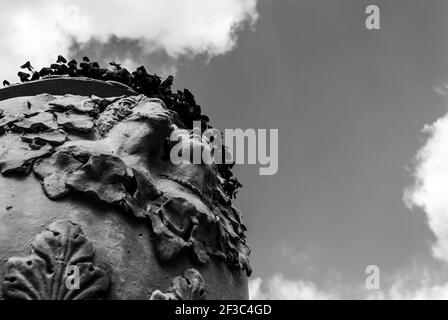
xmin=3 ymin=0 xmax=448 ymax=299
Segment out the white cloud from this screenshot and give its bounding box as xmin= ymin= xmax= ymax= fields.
xmin=388 ymin=278 xmax=448 ymax=299
xmin=0 ymin=0 xmax=258 ymax=81
xmin=383 ymin=260 xmax=448 ymax=299
xmin=404 ymin=111 xmax=448 ymax=261
xmin=249 ymin=275 xmax=335 ymax=300
xmin=249 ymin=273 xmax=448 ymax=300
xmin=250 ymin=260 xmax=448 ymax=300
xmin=395 ymin=89 xmax=448 ymax=300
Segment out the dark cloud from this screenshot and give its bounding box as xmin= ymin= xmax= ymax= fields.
xmin=69 ymin=35 xmax=178 ymax=76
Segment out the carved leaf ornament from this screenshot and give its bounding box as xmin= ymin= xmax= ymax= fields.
xmin=2 ymin=220 xmax=110 ymax=300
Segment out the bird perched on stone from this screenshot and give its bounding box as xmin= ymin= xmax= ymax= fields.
xmin=109 ymin=62 xmax=122 ymax=70
xmin=39 ymin=67 xmax=53 ymax=77
xmin=83 ymin=56 xmax=90 ymax=63
xmin=103 ymin=68 xmax=132 ymax=86
xmin=159 ymin=75 xmax=174 ymax=97
xmin=50 ymin=63 xmax=62 ymax=71
xmin=2 ymin=80 xmax=10 ymax=86
xmin=20 ymin=61 xmax=33 ymax=72
xmin=79 ymin=59 xmax=106 ymax=79
xmin=200 ymin=114 xmax=210 ymax=123
xmin=58 ymin=64 xmax=70 ymax=75
xmin=68 ymin=64 xmax=78 ymax=77
xmin=79 ymin=61 xmax=89 ymax=71
xmin=132 ymin=66 xmax=156 ymax=92
xmin=30 ymin=72 xmax=40 ymax=81
xmin=161 ymin=75 xmax=174 ymax=89
xmin=132 ymin=66 xmax=149 ymax=78
xmin=68 ymin=59 xmax=77 ymax=67
xmin=57 ymin=55 xmax=67 ymax=64
xmin=183 ymin=89 xmax=196 ymax=106
xmin=89 ymin=67 xmax=108 ymax=80
xmin=50 ymin=64 xmax=66 ymax=76
xmin=18 ymin=72 xmax=30 ymax=82
xmin=48 ymin=63 xmax=69 ymax=76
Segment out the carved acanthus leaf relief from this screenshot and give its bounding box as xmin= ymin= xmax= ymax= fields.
xmin=2 ymin=220 xmax=110 ymax=300
xmin=150 ymin=268 xmax=206 ymax=300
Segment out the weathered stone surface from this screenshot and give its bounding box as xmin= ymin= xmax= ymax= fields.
xmin=0 ymin=135 xmax=53 ymax=175
xmin=0 ymin=79 xmax=250 ymax=300
xmin=13 ymin=111 xmax=57 ymax=132
xmin=150 ymin=268 xmax=205 ymax=300
xmin=0 ymin=77 xmax=138 ymax=101
xmin=33 ymin=148 xmax=83 ymax=199
xmin=0 ymin=114 xmax=23 ymax=134
xmin=49 ymin=95 xmax=99 ymax=115
xmin=151 ymin=197 xmax=221 ymax=265
xmin=96 ymin=95 xmax=144 ymax=136
xmin=22 ymin=129 xmax=68 ymax=146
xmin=2 ymin=220 xmax=110 ymax=300
xmin=56 ymin=111 xmax=94 ymax=133
xmin=29 ymin=138 xmax=251 ymax=276
xmin=67 ymin=153 xmax=129 ymax=204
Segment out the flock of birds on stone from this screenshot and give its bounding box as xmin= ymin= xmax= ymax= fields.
xmin=2 ymin=55 xmax=242 ymax=199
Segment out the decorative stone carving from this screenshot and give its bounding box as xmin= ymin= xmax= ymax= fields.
xmin=150 ymin=269 xmax=206 ymax=300
xmin=0 ymin=93 xmax=251 ymax=276
xmin=22 ymin=129 xmax=69 ymax=147
xmin=0 ymin=135 xmax=54 ymax=175
xmin=13 ymin=111 xmax=57 ymax=132
xmin=2 ymin=220 xmax=110 ymax=300
xmin=56 ymin=111 xmax=95 ymax=133
xmin=3 ymin=57 xmax=243 ymax=199
xmin=0 ymin=75 xmax=250 ymax=299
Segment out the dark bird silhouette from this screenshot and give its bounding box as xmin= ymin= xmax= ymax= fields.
xmin=79 ymin=62 xmax=89 ymax=70
xmin=20 ymin=61 xmax=33 ymax=72
xmin=133 ymin=66 xmax=149 ymax=77
xmin=58 ymin=64 xmax=70 ymax=75
xmin=161 ymin=75 xmax=174 ymax=88
xmin=109 ymin=62 xmax=122 ymax=70
xmin=184 ymin=89 xmax=196 ymax=105
xmin=39 ymin=67 xmax=53 ymax=77
xmin=18 ymin=71 xmax=30 ymax=82
xmin=30 ymin=72 xmax=40 ymax=81
xmin=103 ymin=68 xmax=132 ymax=85
xmin=68 ymin=59 xmax=77 ymax=67
xmin=68 ymin=64 xmax=78 ymax=77
xmin=50 ymin=64 xmax=62 ymax=71
xmin=89 ymin=67 xmax=108 ymax=80
xmin=3 ymin=80 xmax=10 ymax=86
xmin=138 ymin=66 xmax=147 ymax=73
xmin=83 ymin=56 xmax=90 ymax=62
xmin=200 ymin=114 xmax=210 ymax=123
xmin=57 ymin=55 xmax=67 ymax=64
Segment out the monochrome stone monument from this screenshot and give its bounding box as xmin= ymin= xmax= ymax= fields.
xmin=0 ymin=70 xmax=250 ymax=300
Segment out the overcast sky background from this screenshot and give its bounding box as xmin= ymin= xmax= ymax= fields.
xmin=3 ymin=0 xmax=448 ymax=299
